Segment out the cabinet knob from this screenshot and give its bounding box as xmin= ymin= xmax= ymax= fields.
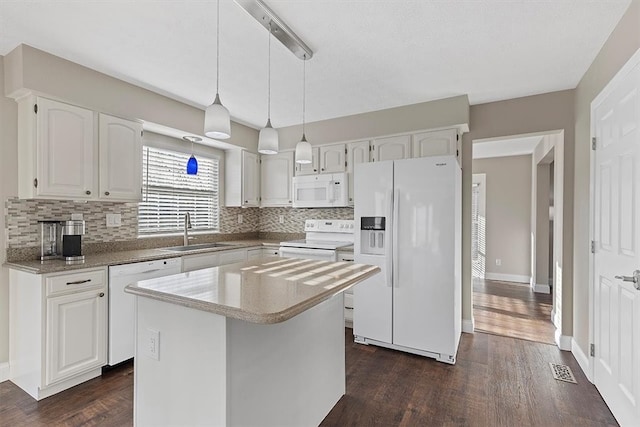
xmin=98 ymin=292 xmax=105 ymax=298
xmin=314 ymin=169 xmax=317 ymax=172
xmin=85 ymin=190 xmax=91 ymax=195
xmin=104 ymin=191 xmax=110 ymax=196
xmin=244 ymin=200 xmax=248 ymax=203
xmin=321 ymin=168 xmax=324 ymax=171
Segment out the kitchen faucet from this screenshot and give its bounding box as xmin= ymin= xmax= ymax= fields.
xmin=184 ymin=212 xmax=192 ymax=246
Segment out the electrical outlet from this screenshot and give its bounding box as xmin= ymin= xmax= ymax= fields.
xmin=238 ymin=214 xmax=243 ymax=224
xmin=106 ymin=213 xmax=122 ymax=227
xmin=144 ymin=329 xmax=160 ymax=361
xmin=71 ymin=213 xmax=83 ymax=220
xmin=495 ymin=259 xmax=502 ymax=266
xmin=279 ymin=215 xmax=284 ymax=224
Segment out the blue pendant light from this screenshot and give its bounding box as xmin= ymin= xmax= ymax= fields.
xmin=183 ymin=136 xmax=202 ymax=175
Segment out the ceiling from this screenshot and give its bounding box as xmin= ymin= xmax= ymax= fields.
xmin=0 ymin=1 xmax=632 ymax=130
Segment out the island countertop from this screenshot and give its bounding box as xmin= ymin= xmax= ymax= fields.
xmin=125 ymin=256 xmax=379 ymax=324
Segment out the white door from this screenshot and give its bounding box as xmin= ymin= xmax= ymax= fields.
xmin=592 ymin=50 xmax=640 ymax=426
xmin=319 ymin=144 xmax=346 ymax=173
xmin=261 ymin=151 xmax=293 ymax=206
xmin=412 ymin=129 xmax=457 ymax=158
xmin=37 ymin=97 xmax=95 ymax=199
xmin=371 ymin=135 xmax=411 ymax=162
xmin=353 ymin=161 xmax=393 ymax=344
xmin=347 ymin=140 xmax=371 ymax=205
xmin=99 ymin=113 xmax=142 ymax=201
xmin=242 ymin=151 xmax=260 ymax=206
xmin=294 ymin=147 xmax=319 ymax=176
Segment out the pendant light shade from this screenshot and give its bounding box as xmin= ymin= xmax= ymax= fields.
xmin=186 ymin=155 xmax=198 ymax=175
xmin=295 ymin=133 xmax=312 ymax=164
xmin=258 ymin=22 xmax=279 ymax=155
xmin=205 ymin=0 xmax=231 ymax=140
xmin=205 ymin=94 xmax=231 ymax=139
xmin=295 ymin=55 xmax=311 ymax=164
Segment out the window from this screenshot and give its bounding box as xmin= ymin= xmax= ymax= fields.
xmin=139 ymin=146 xmax=219 ymax=234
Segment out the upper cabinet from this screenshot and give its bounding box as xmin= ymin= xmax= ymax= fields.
xmin=412 ymin=128 xmax=458 ymax=160
xmin=346 ymin=140 xmax=371 ymax=204
xmin=99 ymin=114 xmax=143 ymax=201
xmin=319 ymin=144 xmax=346 ymax=173
xmin=371 ymin=135 xmax=412 ymax=162
xmin=294 ymin=147 xmax=319 ymax=176
xmin=225 ymin=150 xmax=260 ymax=207
xmin=261 ymin=151 xmax=294 ymax=207
xmin=18 ymin=96 xmax=142 ymax=202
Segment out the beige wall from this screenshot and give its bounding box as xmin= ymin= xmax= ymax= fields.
xmin=0 ymin=55 xmax=19 ymax=364
xmin=573 ymin=1 xmax=640 ymax=351
xmin=472 ymin=155 xmax=532 ymax=281
xmin=463 ymin=90 xmax=575 ymax=334
xmin=4 ymin=44 xmax=258 ymax=151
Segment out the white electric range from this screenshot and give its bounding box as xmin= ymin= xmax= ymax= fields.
xmin=279 ymin=219 xmax=355 ymax=261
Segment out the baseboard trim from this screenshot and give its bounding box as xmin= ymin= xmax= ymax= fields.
xmin=484 ymin=273 xmax=531 ymax=284
xmin=555 ymin=330 xmax=572 ymax=351
xmin=0 ymin=362 xmax=9 ymax=383
xmin=571 ymin=338 xmax=592 ymax=383
xmin=534 ymin=283 xmax=551 ymax=294
xmin=462 ymin=318 xmax=474 ymax=334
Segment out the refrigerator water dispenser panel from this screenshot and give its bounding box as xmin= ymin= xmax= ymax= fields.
xmin=360 ymin=217 xmax=386 ymax=255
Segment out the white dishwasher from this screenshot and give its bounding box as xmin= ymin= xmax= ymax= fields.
xmin=108 ymin=258 xmax=181 ymax=365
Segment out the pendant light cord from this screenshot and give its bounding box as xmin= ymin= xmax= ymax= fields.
xmin=268 ymin=22 xmax=272 ymax=119
xmin=302 ymin=54 xmax=306 ymax=135
xmin=216 ymin=0 xmax=220 ymax=94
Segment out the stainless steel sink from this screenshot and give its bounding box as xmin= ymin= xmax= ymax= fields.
xmin=159 ymin=242 xmax=234 ymax=252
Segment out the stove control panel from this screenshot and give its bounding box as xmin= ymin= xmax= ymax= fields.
xmin=304 ymin=219 xmax=355 ymax=233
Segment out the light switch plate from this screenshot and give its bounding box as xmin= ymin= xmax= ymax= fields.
xmin=106 ymin=213 xmax=122 ymax=227
xmin=279 ymin=215 xmax=284 ymax=224
xmin=71 ymin=213 xmax=83 ymax=220
xmin=238 ymin=214 xmax=243 ymax=224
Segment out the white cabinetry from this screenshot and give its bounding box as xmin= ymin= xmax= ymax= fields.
xmin=347 ymin=140 xmax=371 ymax=204
xmin=99 ymin=113 xmax=143 ymax=201
xmin=225 ymin=150 xmax=260 ymax=207
xmin=371 ymin=135 xmax=412 ymax=162
xmin=219 ymin=249 xmax=247 ymax=265
xmin=294 ymin=147 xmax=319 ymax=176
xmin=9 ymin=267 xmax=107 ymax=400
xmin=319 ymin=144 xmax=346 ymax=173
xmin=261 ymin=151 xmax=294 ymax=207
xmin=262 ymin=247 xmax=280 ymax=257
xmin=182 ymin=248 xmax=249 ymax=272
xmin=412 ymin=128 xmax=458 ymax=159
xmin=17 ymin=95 xmax=142 ymax=201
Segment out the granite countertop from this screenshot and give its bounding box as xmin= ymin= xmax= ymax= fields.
xmin=125 ymin=256 xmax=380 ymax=324
xmin=4 ymin=239 xmax=283 ymax=275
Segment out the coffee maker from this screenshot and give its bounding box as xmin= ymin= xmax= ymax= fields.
xmin=60 ymin=220 xmax=86 ymax=264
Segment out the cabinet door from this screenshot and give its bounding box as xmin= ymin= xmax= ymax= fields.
xmin=46 ymin=288 xmax=107 ymax=386
xmin=371 ymin=135 xmax=411 ymax=162
xmin=36 ymin=98 xmax=95 ymax=199
xmin=242 ymin=151 xmax=260 ymax=207
xmin=182 ymin=253 xmax=220 ymax=272
xmin=412 ymin=129 xmax=457 ymax=158
xmin=99 ymin=114 xmax=143 ymax=201
xmin=347 ymin=140 xmax=371 ymax=205
xmin=261 ymin=151 xmax=294 ymax=206
xmin=294 ymin=147 xmax=319 ymax=176
xmin=262 ymin=248 xmax=280 ymax=257
xmin=247 ymin=248 xmax=262 ymax=260
xmin=219 ymin=249 xmax=247 ymax=265
xmin=319 ymin=144 xmax=346 ymax=173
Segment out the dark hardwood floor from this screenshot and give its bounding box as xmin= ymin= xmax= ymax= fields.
xmin=473 ymin=277 xmax=555 ymax=345
xmin=1 ymin=328 xmax=616 ymax=426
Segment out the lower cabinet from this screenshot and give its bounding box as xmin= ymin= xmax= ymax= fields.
xmin=182 ymin=248 xmax=249 ymax=273
xmin=262 ymin=247 xmax=280 ymax=257
xmin=9 ymin=267 xmax=107 ymax=400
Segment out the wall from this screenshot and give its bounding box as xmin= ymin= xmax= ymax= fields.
xmin=0 ymin=55 xmax=18 ymax=368
xmin=472 ymin=155 xmax=532 ymax=282
xmin=573 ymin=0 xmax=640 ymax=352
xmin=463 ymin=90 xmax=575 ymax=335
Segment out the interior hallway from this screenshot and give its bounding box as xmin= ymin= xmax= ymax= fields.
xmin=473 ymin=278 xmax=555 ymax=345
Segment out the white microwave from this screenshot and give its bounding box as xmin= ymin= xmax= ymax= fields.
xmin=292 ymin=173 xmax=349 ymax=208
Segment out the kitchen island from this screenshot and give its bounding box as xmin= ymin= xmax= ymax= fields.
xmin=125 ymin=256 xmax=379 ymax=427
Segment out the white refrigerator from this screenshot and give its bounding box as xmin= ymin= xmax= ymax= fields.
xmin=353 ymin=156 xmax=461 ymax=364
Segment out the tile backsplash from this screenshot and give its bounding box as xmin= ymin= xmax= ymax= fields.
xmin=5 ymin=197 xmax=353 ymax=249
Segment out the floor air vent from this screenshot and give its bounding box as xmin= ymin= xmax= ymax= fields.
xmin=549 ymin=363 xmax=577 ymax=384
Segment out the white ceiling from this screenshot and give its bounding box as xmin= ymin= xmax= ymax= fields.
xmin=473 ymin=135 xmax=543 ymax=159
xmin=0 ymin=0 xmax=632 ymax=130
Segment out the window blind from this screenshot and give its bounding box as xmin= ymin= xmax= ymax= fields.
xmin=139 ymin=146 xmax=219 ymax=234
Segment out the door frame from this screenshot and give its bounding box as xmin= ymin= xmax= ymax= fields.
xmin=589 ymin=46 xmax=640 ymax=383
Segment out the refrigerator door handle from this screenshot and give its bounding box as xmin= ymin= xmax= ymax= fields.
xmin=392 ymin=188 xmax=399 ymax=288
xmin=386 ymin=189 xmax=394 ymax=287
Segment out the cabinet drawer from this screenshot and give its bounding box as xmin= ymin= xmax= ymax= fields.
xmin=46 ymin=269 xmax=105 ymax=296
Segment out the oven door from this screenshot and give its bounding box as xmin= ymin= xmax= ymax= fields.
xmin=279 ymin=246 xmax=338 ymax=261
